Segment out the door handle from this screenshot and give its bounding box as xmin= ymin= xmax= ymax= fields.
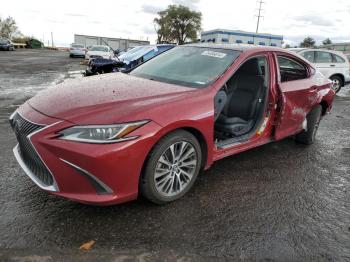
xmin=330 ymin=64 xmax=335 ymax=67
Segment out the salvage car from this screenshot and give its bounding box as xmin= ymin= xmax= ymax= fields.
xmin=10 ymin=44 xmax=335 ymax=205
xmin=85 ymin=44 xmax=175 ymax=76
xmin=0 ymin=38 xmax=14 ymax=51
xmin=85 ymin=45 xmax=114 ymax=60
xmin=289 ymin=48 xmax=350 ymax=93
xmin=69 ymin=43 xmax=86 ymax=58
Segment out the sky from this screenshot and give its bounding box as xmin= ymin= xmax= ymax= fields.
xmin=0 ymin=0 xmax=349 ymax=47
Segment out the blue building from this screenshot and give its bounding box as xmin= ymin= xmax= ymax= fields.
xmin=201 ymin=29 xmax=283 ymax=47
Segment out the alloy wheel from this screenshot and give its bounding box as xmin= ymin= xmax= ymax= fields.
xmin=331 ymin=78 xmax=341 ymax=92
xmin=154 ymin=141 xmax=198 ymax=197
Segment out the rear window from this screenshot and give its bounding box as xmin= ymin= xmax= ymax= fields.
xmin=90 ymin=46 xmax=109 ymax=52
xmin=277 ymin=56 xmax=308 ymax=82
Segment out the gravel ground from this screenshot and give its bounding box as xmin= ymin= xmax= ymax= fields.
xmin=0 ymin=49 xmax=349 ymax=261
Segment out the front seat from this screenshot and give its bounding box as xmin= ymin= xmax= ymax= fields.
xmin=215 ymin=58 xmax=265 ymax=136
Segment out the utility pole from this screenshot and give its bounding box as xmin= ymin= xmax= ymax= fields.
xmin=255 ymin=0 xmax=265 ymax=33
xmin=51 ymin=32 xmax=54 ymax=47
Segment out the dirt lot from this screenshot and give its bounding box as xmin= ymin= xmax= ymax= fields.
xmin=0 ymin=49 xmax=349 ymax=261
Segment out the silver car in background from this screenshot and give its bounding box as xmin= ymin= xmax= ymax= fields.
xmin=69 ymin=44 xmax=86 ymax=58
xmin=290 ymin=48 xmax=350 ymax=93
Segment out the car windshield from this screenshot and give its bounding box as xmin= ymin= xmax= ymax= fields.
xmin=130 ymin=46 xmax=241 ymax=88
xmin=119 ymin=46 xmax=155 ymax=63
xmin=90 ymin=46 xmax=108 ymax=52
xmin=72 ymin=44 xmax=84 ymax=48
xmin=0 ymin=39 xmax=8 ymax=44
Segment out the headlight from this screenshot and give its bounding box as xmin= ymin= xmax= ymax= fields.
xmin=58 ymin=120 xmax=149 ymax=143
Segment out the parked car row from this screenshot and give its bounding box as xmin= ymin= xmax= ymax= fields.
xmin=10 ymin=43 xmax=335 ymax=205
xmin=289 ymin=48 xmax=350 ymax=93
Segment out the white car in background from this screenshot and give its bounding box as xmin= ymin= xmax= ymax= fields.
xmin=69 ymin=44 xmax=86 ymax=58
xmin=85 ymin=45 xmax=114 ymax=60
xmin=290 ymin=48 xmax=350 ymax=93
xmin=346 ymin=54 xmax=350 ymax=62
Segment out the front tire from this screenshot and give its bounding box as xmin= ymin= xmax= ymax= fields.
xmin=140 ymin=130 xmax=202 ymax=204
xmin=295 ymin=105 xmax=322 ymax=145
xmin=330 ymin=75 xmax=343 ymax=93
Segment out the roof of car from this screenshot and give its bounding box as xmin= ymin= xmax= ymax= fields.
xmin=289 ymin=47 xmax=348 ymax=56
xmin=184 ymin=43 xmax=284 ymax=52
xmin=288 ymin=48 xmax=307 ymax=52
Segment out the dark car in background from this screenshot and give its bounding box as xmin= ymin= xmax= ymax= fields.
xmin=0 ymin=39 xmax=14 ymax=51
xmin=85 ymin=44 xmax=175 ymax=76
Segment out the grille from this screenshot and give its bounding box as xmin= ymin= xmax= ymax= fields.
xmin=10 ymin=113 xmax=54 ymax=186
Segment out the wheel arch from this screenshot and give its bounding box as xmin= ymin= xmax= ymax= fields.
xmin=140 ymin=126 xmax=210 ymax=184
xmin=181 ymin=127 xmax=208 ymax=170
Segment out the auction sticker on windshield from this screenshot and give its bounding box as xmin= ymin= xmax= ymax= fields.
xmin=201 ymin=50 xmax=227 ymax=58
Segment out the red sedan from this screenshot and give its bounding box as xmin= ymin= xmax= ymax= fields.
xmin=10 ymin=44 xmax=335 ymax=205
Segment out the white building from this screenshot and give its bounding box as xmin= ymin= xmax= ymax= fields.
xmin=320 ymin=42 xmax=350 ymax=55
xmin=201 ymin=29 xmax=283 ymax=47
xmin=74 ymin=34 xmax=150 ymax=51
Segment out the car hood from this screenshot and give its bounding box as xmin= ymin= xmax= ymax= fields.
xmin=28 ymin=73 xmax=195 ymax=124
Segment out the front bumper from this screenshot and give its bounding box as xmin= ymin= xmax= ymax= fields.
xmin=0 ymin=45 xmax=10 ymax=50
xmin=10 ymin=104 xmax=161 ymax=205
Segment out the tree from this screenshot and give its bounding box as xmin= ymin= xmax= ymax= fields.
xmin=154 ymin=14 xmax=172 ymax=44
xmin=0 ymin=16 xmax=21 ymax=39
xmin=322 ymin=38 xmax=332 ymax=45
xmin=154 ymin=5 xmax=202 ymax=45
xmin=299 ymin=37 xmax=316 ymax=48
xmin=284 ymin=44 xmax=291 ymax=49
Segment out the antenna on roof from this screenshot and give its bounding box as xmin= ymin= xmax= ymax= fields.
xmin=255 ymin=0 xmax=265 ymax=33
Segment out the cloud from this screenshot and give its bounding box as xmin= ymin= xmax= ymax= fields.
xmin=284 ymin=34 xmax=350 ymax=46
xmin=65 ymin=13 xmax=86 ymax=17
xmin=89 ymin=20 xmax=102 ymax=24
xmin=172 ymin=0 xmax=201 ymax=10
xmin=141 ymin=4 xmax=163 ymax=14
xmin=142 ymin=25 xmax=155 ymax=34
xmin=293 ymin=15 xmax=334 ymax=27
xmin=45 ymin=19 xmax=65 ymax=24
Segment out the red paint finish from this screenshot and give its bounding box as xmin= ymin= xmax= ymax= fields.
xmin=13 ymin=46 xmax=335 ymax=205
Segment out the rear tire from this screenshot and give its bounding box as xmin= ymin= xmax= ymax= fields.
xmin=295 ymin=105 xmax=322 ymax=145
xmin=140 ymin=130 xmax=202 ymax=205
xmin=330 ymin=75 xmax=343 ymax=93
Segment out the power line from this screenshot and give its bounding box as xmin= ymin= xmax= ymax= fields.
xmin=255 ymin=0 xmax=265 ymax=33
